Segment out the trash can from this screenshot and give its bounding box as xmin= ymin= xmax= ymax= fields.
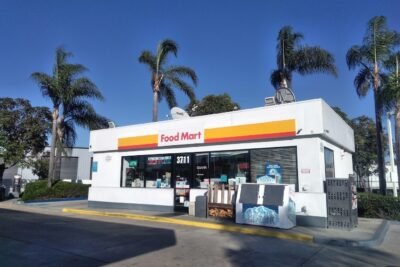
xmin=195 ymin=196 xmax=207 ymax=218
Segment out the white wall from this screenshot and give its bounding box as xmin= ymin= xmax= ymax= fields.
xmin=69 ymin=148 xmax=92 ymax=180
xmin=89 ymin=187 xmax=174 ymax=207
xmin=320 ymin=139 xmax=354 ymax=179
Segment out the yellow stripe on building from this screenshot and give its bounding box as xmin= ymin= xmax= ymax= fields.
xmin=204 ymin=119 xmax=296 ymax=140
xmin=118 ymin=134 xmax=158 ymax=147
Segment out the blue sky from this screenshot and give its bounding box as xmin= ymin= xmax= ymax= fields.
xmin=0 ymin=0 xmax=399 ymax=146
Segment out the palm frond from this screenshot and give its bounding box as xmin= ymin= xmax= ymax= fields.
xmin=165 ymin=65 xmax=198 ymax=85
xmin=70 ymin=78 xmax=104 ymax=101
xmin=63 ymin=99 xmax=108 ymax=130
xmin=138 ymin=51 xmax=157 ymax=71
xmin=157 ymin=39 xmax=178 ymax=68
xmin=276 ymin=26 xmax=303 ymax=69
xmin=384 ymin=52 xmax=400 ymax=71
xmin=270 ymin=69 xmax=292 ymax=89
xmin=363 ymin=16 xmax=399 ymax=63
xmin=61 ymin=120 xmax=77 ymax=148
xmin=295 ymin=46 xmax=338 ymax=76
xmin=167 ymin=75 xmax=196 ymax=102
xmin=380 ymin=72 xmax=400 ymax=110
xmin=346 ymin=45 xmax=365 ymax=70
xmin=159 ymin=83 xmax=177 ymax=109
xmin=31 ymin=72 xmax=60 ymax=107
xmin=354 ymin=66 xmax=372 ymax=97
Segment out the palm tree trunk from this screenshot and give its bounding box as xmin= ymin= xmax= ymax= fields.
xmin=55 ymin=141 xmax=62 ymax=181
xmin=55 ymin=125 xmax=64 ymax=181
xmin=152 ymin=90 xmax=158 ymax=122
xmin=395 ymin=104 xmax=400 ymax=195
xmin=47 ymin=108 xmax=58 ymax=188
xmin=373 ymin=89 xmax=387 ymax=195
xmin=280 ymin=78 xmax=288 ymax=88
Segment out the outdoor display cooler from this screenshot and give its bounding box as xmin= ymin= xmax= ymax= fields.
xmin=235 ymin=183 xmax=296 ymax=229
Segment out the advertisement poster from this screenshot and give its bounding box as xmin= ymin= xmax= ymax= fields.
xmin=265 ymin=162 xmax=282 ymax=184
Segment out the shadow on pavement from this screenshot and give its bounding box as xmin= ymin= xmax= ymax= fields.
xmin=0 ymin=208 xmax=176 ymax=266
xmin=223 ymin=230 xmax=400 ymax=267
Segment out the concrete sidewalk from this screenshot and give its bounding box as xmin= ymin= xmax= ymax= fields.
xmin=0 ymin=199 xmax=391 ymax=247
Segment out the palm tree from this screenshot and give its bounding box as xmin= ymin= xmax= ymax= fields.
xmin=270 ymin=26 xmax=337 ymax=90
xmin=381 ymin=51 xmax=400 ymax=192
xmin=54 ymin=75 xmax=109 ymax=180
xmin=32 ymin=47 xmax=108 ymax=186
xmin=31 ymin=48 xmax=67 ymax=187
xmin=139 ymin=39 xmax=198 ymax=122
xmin=346 ymin=16 xmax=399 ymax=195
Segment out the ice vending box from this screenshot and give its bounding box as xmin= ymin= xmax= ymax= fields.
xmin=235 ymin=183 xmax=296 ymax=229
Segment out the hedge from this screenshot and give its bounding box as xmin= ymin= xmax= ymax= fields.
xmin=22 ymin=180 xmax=89 ymax=201
xmin=357 ymin=192 xmax=400 ymax=220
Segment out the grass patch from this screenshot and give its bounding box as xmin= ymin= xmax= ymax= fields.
xmin=358 ymin=192 xmax=400 ymax=220
xmin=22 ymin=180 xmax=89 ymax=201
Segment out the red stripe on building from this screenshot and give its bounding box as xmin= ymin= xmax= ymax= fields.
xmin=118 ymin=143 xmax=158 ymax=150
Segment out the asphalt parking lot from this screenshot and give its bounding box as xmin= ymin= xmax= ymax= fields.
xmin=0 ymin=204 xmax=400 ymax=267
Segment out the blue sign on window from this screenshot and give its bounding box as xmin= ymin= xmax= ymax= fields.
xmin=220 ymin=174 xmax=228 ymax=183
xmin=92 ymin=161 xmax=98 ymax=172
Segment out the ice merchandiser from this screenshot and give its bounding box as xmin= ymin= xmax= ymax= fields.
xmin=235 ymin=183 xmax=296 ymax=229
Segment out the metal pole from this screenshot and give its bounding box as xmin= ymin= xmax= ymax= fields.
xmin=387 ymin=112 xmax=398 ymax=197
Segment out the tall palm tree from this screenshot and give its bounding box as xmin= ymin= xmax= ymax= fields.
xmin=346 ymin=16 xmax=399 ymax=195
xmin=139 ymin=39 xmax=198 ymax=122
xmin=54 ymin=76 xmax=109 ymax=180
xmin=270 ymin=26 xmax=337 ymax=90
xmin=32 ymin=47 xmax=108 ymax=186
xmin=381 ymin=51 xmax=400 ymax=192
xmin=31 ymin=48 xmax=68 ymax=187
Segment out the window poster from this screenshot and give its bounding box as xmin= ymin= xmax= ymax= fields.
xmin=256 ymin=162 xmax=282 ymax=184
xmin=220 ymin=174 xmax=228 ymax=183
xmin=129 ymin=160 xmax=137 ymax=168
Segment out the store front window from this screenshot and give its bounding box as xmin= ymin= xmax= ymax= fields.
xmin=145 ymin=155 xmax=172 ymax=188
xmin=121 ymin=148 xmax=298 ymax=190
xmin=121 ymin=156 xmax=145 ymax=187
xmin=193 ymin=153 xmax=209 ymax=188
xmin=250 ymin=147 xmax=298 ymax=191
xmin=210 ymin=150 xmax=250 ymax=185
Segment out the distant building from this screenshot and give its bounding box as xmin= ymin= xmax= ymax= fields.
xmin=2 ymin=147 xmax=92 ymax=195
xmin=360 ymin=166 xmax=399 ymax=195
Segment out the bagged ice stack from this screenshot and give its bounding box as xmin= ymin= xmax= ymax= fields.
xmin=236 ymin=183 xmax=296 ymax=229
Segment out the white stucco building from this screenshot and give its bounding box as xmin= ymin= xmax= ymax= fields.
xmin=88 ymin=99 xmax=355 ymax=227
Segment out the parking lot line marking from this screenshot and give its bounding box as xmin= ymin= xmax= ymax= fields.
xmin=62 ymin=208 xmax=313 ymax=243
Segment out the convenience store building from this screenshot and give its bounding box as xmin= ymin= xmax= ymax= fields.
xmin=88 ymin=98 xmax=354 ymax=227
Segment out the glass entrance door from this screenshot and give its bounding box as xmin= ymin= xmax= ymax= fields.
xmin=173 ymin=154 xmax=193 ymax=211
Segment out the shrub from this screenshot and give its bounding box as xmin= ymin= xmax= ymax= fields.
xmin=357 ymin=193 xmax=400 ymax=220
xmin=22 ymin=180 xmax=89 ymax=201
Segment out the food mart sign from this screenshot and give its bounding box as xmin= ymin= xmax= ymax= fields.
xmin=158 ymin=129 xmax=204 ymax=147
xmin=117 ymin=119 xmax=296 ymax=150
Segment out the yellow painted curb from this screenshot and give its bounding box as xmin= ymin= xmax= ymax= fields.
xmin=62 ymin=208 xmax=314 ymax=243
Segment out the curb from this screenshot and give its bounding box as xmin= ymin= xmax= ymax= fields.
xmin=314 ymin=220 xmax=391 ymax=247
xmin=23 ymin=197 xmax=88 ymax=204
xmin=62 ymin=208 xmax=314 ymax=243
